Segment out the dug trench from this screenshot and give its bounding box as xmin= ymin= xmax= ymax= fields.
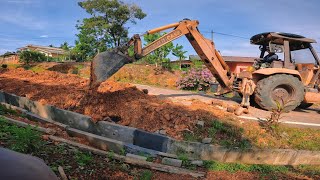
xmin=0 ymin=68 xmax=234 ymax=141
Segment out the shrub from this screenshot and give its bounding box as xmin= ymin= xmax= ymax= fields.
xmin=140 ymin=170 xmax=153 ymax=180
xmin=19 ymin=50 xmax=46 ymax=65
xmin=176 ymin=66 xmax=215 ymax=91
xmin=1 ymin=64 xmax=8 ymax=68
xmin=8 ymin=125 xmax=43 ymax=153
xmin=75 ymin=151 xmax=93 ymax=166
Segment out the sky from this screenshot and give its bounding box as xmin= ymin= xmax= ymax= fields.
xmin=0 ymin=0 xmax=319 ymax=59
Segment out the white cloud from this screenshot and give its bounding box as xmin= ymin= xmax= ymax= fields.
xmin=40 ymin=35 xmax=48 ymax=38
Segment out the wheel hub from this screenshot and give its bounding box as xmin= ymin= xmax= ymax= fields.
xmin=272 ymin=85 xmax=293 ymax=102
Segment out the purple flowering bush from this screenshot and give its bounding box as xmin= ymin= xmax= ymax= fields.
xmin=176 ymin=67 xmax=215 ymax=91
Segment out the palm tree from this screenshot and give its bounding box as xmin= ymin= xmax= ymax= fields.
xmin=172 ymin=44 xmax=187 ymax=70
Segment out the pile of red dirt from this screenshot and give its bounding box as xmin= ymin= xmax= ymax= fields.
xmin=0 ymin=68 xmax=232 ymax=139
xmin=111 ymin=64 xmax=181 ymax=89
xmin=46 ymin=62 xmax=79 ymax=74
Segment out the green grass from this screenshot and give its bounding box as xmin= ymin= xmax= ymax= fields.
xmin=75 ymin=151 xmax=93 ymax=166
xmin=71 ymin=64 xmax=86 ymax=75
xmin=223 ymin=92 xmax=236 ymax=98
xmin=280 ymin=127 xmax=320 ymax=151
xmin=137 ymin=152 xmax=154 ymax=162
xmin=0 ymin=117 xmax=43 ymax=153
xmin=185 ymin=119 xmax=320 ymax=151
xmin=177 ymin=152 xmax=196 ymax=170
xmin=139 ymin=170 xmax=153 ymax=180
xmin=29 ymin=66 xmax=46 ymax=73
xmin=6 ymin=63 xmax=20 ymax=69
xmin=183 ymin=119 xmax=251 ymax=150
xmin=204 ymin=160 xmax=289 ymax=174
xmin=119 ymin=148 xmax=126 ymax=156
xmin=296 ymin=165 xmax=320 ymax=176
xmin=0 ymin=105 xmax=18 ymax=116
xmin=203 ymin=160 xmax=320 ymax=179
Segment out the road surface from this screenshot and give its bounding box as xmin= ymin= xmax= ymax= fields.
xmin=135 ymin=84 xmax=320 ymax=128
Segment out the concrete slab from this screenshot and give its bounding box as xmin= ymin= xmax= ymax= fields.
xmin=0 ymin=92 xmax=6 ymax=103
xmin=67 ymin=127 xmax=125 ymax=152
xmin=97 ymin=121 xmax=135 ymax=143
xmin=191 ymin=160 xmax=204 ymax=166
xmin=161 ymin=157 xmax=182 ymax=167
xmin=51 ymin=107 xmax=96 ymax=133
xmin=126 ymin=153 xmax=148 ymax=161
xmin=133 ymin=129 xmax=169 ymax=152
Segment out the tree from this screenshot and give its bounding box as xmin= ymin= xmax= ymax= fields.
xmin=60 ymin=42 xmax=70 ymax=51
xmin=76 ymin=0 xmax=146 ymax=60
xmin=73 ymin=20 xmax=109 ymax=61
xmin=143 ymin=32 xmax=174 ymax=67
xmin=172 ymin=44 xmax=187 ymax=69
xmin=0 ymin=52 xmax=14 ymax=58
xmin=19 ymin=51 xmax=46 ymax=65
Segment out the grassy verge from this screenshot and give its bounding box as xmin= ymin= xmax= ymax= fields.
xmin=243 ymin=122 xmax=320 ymax=151
xmin=0 ymin=117 xmax=155 ymax=179
xmin=24 ymin=65 xmax=46 ymax=73
xmin=183 ymin=119 xmax=252 ymax=150
xmin=204 ymin=160 xmax=320 ymax=179
xmin=182 ymin=117 xmax=320 ymax=151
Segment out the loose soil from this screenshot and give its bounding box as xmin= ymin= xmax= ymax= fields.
xmin=0 ymin=68 xmax=232 ymax=140
xmin=41 ymin=62 xmax=180 ymax=88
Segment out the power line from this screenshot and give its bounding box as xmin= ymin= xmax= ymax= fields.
xmin=130 ymin=30 xmax=250 ymax=40
xmin=202 ymin=31 xmax=250 ymax=40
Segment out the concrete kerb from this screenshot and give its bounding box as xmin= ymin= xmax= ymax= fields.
xmin=67 ymin=127 xmax=165 ymax=157
xmin=97 ymin=121 xmax=136 ymax=144
xmin=1 ymin=91 xmax=320 ymax=165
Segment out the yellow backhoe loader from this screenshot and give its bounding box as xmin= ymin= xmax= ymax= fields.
xmin=90 ymin=19 xmax=320 ymax=113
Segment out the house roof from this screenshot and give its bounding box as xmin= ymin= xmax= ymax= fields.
xmin=223 ymin=56 xmax=255 ymax=62
xmin=19 ymin=45 xmax=67 ymax=55
xmin=0 ymin=52 xmax=17 ymax=57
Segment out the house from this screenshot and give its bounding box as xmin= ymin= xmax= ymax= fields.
xmin=19 ymin=45 xmax=67 ymax=58
xmin=188 ymin=55 xmax=255 ymax=74
xmin=169 ymin=60 xmax=193 ymax=68
xmin=0 ymin=52 xmax=19 ymax=64
xmin=223 ymin=56 xmax=255 ymax=74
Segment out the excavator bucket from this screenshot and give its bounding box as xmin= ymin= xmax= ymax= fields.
xmin=90 ymin=50 xmax=132 ymax=89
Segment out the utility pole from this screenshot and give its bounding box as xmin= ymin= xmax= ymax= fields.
xmin=211 ymin=30 xmax=214 ymax=42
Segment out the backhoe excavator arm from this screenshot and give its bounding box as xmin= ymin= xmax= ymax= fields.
xmin=125 ymin=19 xmax=234 ymax=93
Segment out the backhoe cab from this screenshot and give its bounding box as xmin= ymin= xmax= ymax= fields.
xmin=246 ymin=32 xmax=320 ymax=111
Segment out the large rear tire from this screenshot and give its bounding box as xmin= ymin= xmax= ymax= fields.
xmin=254 ymin=74 xmax=305 ymax=112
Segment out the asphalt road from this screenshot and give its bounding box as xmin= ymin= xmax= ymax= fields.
xmin=135 ymin=84 xmax=320 ymax=128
